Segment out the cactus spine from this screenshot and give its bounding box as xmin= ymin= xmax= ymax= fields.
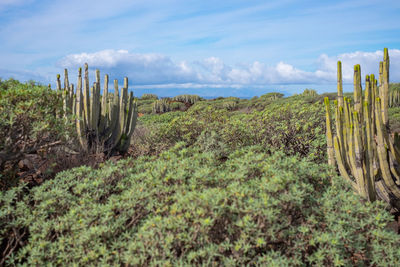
xmin=325 ymin=48 xmax=400 ymax=207
xmin=59 ymin=64 xmax=138 ymax=154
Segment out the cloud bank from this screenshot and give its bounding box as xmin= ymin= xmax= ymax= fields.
xmin=58 ymin=49 xmax=400 ymax=89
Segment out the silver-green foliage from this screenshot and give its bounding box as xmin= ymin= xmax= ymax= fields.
xmin=1 ymin=145 xmax=400 ymax=265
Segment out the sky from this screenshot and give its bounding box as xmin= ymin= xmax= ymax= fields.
xmin=0 ymin=0 xmax=399 ymax=97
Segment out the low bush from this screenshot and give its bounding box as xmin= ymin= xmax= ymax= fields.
xmin=139 ymin=98 xmax=327 ymax=163
xmin=129 ymin=112 xmax=185 ymax=158
xmin=136 ymin=99 xmax=155 ymax=114
xmin=1 ymin=145 xmax=399 ymax=266
xmin=254 ymin=99 xmax=327 ymax=162
xmin=0 ymin=79 xmax=74 ymax=189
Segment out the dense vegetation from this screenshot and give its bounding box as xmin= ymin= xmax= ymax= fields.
xmin=1 ymin=78 xmax=400 ymax=266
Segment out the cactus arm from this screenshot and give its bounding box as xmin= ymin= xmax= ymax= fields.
xmin=110 ymin=80 xmax=121 ymax=145
xmin=364 ymin=75 xmax=371 ymax=117
xmin=375 ymin=97 xmax=400 ymax=198
xmin=324 ymin=98 xmax=335 ymax=166
xmin=119 ymin=101 xmax=138 ymax=153
xmin=352 ymin=111 xmax=368 ymax=197
xmin=61 ymin=84 xmax=68 ymax=118
xmin=364 ymin=75 xmax=377 ymax=198
xmin=382 ymin=48 xmax=389 ymax=127
xmin=83 ymin=63 xmax=91 ymax=130
xmin=333 ymin=136 xmax=358 ymax=191
xmin=89 ymin=84 xmax=95 ymax=130
xmin=61 ymin=69 xmax=69 ymax=117
xmin=64 ymin=69 xmax=70 ymax=110
xmin=94 ymin=82 xmax=101 ymax=139
xmin=125 ymin=92 xmax=133 ymax=134
xmin=343 ymin=99 xmax=355 ymax=171
xmin=71 ymin=85 xmax=76 ymax=116
xmin=99 ymin=74 xmax=109 ymax=134
xmin=353 ymin=64 xmax=363 ymax=119
xmin=94 ymin=70 xmax=101 ymax=130
xmin=337 ymin=61 xmax=344 ymax=108
xmin=75 ymin=68 xmax=87 ymax=150
xmin=127 ymin=100 xmax=138 ymax=138
xmin=363 ymin=101 xmax=376 ymax=201
xmin=56 ymin=74 xmax=61 ymax=91
xmin=335 ymin=103 xmax=346 ymax=169
xmin=119 ymin=77 xmax=128 ymax=135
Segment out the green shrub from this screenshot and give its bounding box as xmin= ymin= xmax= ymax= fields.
xmin=138 ymin=111 xmax=184 ymax=126
xmin=169 ymin=101 xmax=186 ymax=111
xmin=162 ymin=107 xmax=228 ymax=146
xmin=136 ymin=99 xmax=155 ymax=114
xmin=195 ymin=130 xmax=230 ymax=160
xmin=141 ymin=98 xmax=326 ymax=163
xmin=2 ymin=146 xmax=399 ymax=265
xmin=254 ymin=99 xmax=327 ymax=162
xmin=0 ymin=79 xmax=73 ymax=189
xmin=130 ymin=112 xmax=185 ymax=157
xmin=188 ymin=97 xmax=243 ymax=113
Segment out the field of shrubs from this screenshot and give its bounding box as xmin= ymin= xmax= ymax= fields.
xmin=2 ymin=76 xmax=400 ymax=266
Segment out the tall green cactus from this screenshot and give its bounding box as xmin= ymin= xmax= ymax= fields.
xmin=58 ymin=64 xmax=138 ymax=154
xmin=152 ymin=98 xmax=171 ymax=114
xmin=388 ymin=84 xmax=400 ymax=107
xmin=325 ymin=48 xmax=400 ymax=208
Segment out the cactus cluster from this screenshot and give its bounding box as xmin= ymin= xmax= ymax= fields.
xmin=302 ymin=88 xmax=318 ymax=97
xmin=57 ymin=64 xmax=138 ymax=154
xmin=172 ymin=94 xmax=201 ymax=104
xmin=222 ymin=101 xmax=238 ymax=111
xmin=389 ymin=86 xmax=400 ymax=107
xmin=325 ymin=48 xmax=400 ymax=208
xmin=141 ymin=93 xmax=158 ymax=100
xmin=152 ymin=98 xmax=171 ymax=114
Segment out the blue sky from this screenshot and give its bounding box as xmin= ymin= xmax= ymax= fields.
xmin=0 ymin=0 xmax=399 ymax=97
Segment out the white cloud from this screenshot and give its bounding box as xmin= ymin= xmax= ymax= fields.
xmin=317 ymin=49 xmax=400 ymax=83
xmin=58 ymin=49 xmax=198 ymax=85
xmin=58 ymin=49 xmax=400 ymax=89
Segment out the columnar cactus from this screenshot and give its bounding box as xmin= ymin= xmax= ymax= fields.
xmin=152 ymin=99 xmax=171 ymax=114
xmin=325 ymin=48 xmax=400 ymax=208
xmin=172 ymin=94 xmax=201 ymax=104
xmin=57 ymin=64 xmax=138 ymax=154
xmin=302 ymin=88 xmax=318 ymax=97
xmin=389 ymin=86 xmax=400 ymax=107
